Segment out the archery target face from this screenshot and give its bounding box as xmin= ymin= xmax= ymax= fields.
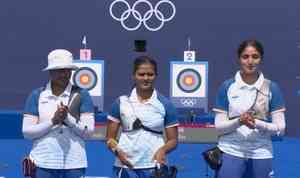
xmin=176 ymin=68 xmax=201 ymax=93
xmin=171 ymin=62 xmax=207 ymax=97
xmin=73 ymin=67 xmax=97 ymax=90
xmin=71 ymin=62 xmax=103 ymax=97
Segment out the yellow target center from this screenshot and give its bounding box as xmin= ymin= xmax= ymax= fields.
xmin=184 ymin=76 xmax=194 ymax=86
xmin=80 ymin=74 xmax=90 ymax=85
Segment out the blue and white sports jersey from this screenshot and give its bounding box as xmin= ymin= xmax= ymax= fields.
xmin=23 ymin=82 xmax=94 ymax=169
xmin=108 ymin=88 xmax=179 ymax=168
xmin=213 ymin=72 xmax=285 ymax=159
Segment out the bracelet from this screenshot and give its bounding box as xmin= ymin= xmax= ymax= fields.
xmin=106 ymin=138 xmax=118 ymax=146
xmin=107 ymin=138 xmax=119 ymax=153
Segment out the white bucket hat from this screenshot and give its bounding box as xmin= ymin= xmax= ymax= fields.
xmin=43 ymin=49 xmax=78 ymax=71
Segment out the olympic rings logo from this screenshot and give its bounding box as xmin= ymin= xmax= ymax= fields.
xmin=109 ymin=0 xmax=176 ymax=31
xmin=180 ymin=98 xmax=197 ymax=107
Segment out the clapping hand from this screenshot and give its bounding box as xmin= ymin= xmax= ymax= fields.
xmin=239 ymin=111 xmax=255 ymax=129
xmin=52 ymin=102 xmax=68 ymax=125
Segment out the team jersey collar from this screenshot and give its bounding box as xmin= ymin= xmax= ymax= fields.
xmin=45 ymin=81 xmax=73 ymax=98
xmin=235 ymin=71 xmax=265 ymax=90
xmin=129 ymin=88 xmax=157 ymax=104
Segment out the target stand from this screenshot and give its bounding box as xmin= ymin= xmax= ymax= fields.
xmin=72 ymin=60 xmax=104 ymax=112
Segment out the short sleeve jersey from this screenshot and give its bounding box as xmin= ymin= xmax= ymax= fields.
xmin=108 ymin=88 xmax=178 ymax=168
xmin=213 ymin=72 xmax=285 ymax=159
